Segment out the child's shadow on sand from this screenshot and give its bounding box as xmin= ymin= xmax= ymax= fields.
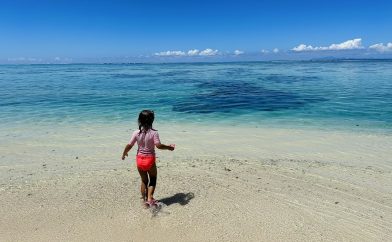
xmin=159 ymin=192 xmax=195 ymax=206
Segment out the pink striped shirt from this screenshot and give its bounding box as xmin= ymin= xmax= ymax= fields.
xmin=129 ymin=129 xmax=160 ymax=155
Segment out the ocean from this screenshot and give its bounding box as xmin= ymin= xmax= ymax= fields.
xmin=1 ymin=60 xmax=392 ymax=132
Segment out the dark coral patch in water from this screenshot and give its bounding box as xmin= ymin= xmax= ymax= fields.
xmin=172 ymin=80 xmax=325 ymax=113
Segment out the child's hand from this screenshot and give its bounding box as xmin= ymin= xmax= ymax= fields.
xmin=169 ymin=144 xmax=175 ymax=151
xmin=122 ymin=153 xmax=128 ymax=160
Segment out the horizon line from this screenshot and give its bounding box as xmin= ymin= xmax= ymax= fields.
xmin=2 ymin=58 xmax=392 ymax=66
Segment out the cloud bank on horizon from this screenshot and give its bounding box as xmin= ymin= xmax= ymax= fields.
xmin=152 ymin=38 xmax=392 ymax=59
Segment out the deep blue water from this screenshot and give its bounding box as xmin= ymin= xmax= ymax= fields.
xmin=0 ymin=61 xmax=391 ymax=131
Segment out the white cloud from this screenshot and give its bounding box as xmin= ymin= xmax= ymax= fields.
xmin=154 ymin=48 xmax=219 ymax=57
xmin=261 ymin=49 xmax=270 ymax=53
xmin=199 ymin=48 xmax=219 ymax=56
xmin=234 ymin=50 xmax=244 ymax=55
xmin=154 ymin=50 xmax=186 ymax=56
xmin=292 ymin=44 xmax=315 ymax=52
xmin=329 ymin=38 xmax=363 ymax=50
xmin=369 ymin=42 xmax=392 ymax=52
xmin=187 ymin=49 xmax=200 ymax=56
xmin=273 ymin=48 xmax=279 ymax=53
xmin=292 ymin=38 xmax=364 ymax=52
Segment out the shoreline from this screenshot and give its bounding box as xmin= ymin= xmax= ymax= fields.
xmin=2 ymin=115 xmax=391 ymax=136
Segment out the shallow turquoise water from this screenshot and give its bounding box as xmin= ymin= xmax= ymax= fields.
xmin=0 ymin=61 xmax=391 ymax=131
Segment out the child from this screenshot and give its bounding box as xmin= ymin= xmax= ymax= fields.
xmin=122 ymin=110 xmax=175 ymax=207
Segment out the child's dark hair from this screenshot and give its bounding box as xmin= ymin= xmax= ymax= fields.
xmin=138 ymin=110 xmax=155 ymax=134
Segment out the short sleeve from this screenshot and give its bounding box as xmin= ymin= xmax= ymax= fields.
xmin=128 ymin=131 xmax=138 ymax=146
xmin=153 ymin=131 xmax=161 ymax=145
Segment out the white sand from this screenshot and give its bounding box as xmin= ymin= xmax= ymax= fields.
xmin=1 ymin=122 xmax=392 ymax=241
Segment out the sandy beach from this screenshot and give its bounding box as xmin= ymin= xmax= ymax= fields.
xmin=1 ymin=123 xmax=392 ymax=241
xmin=2 ymin=0 xmax=392 ymax=241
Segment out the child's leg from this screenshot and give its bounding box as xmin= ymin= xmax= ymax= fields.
xmin=146 ymin=164 xmax=157 ymax=202
xmin=137 ymin=168 xmax=148 ymax=201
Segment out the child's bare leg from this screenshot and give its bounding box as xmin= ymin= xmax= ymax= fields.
xmin=137 ymin=168 xmax=148 ymax=201
xmin=147 ymin=164 xmax=157 ymax=202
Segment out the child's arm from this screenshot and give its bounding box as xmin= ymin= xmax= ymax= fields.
xmin=122 ymin=144 xmax=133 ymax=160
xmin=156 ymin=143 xmax=175 ymax=151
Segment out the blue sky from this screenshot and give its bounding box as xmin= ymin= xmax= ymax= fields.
xmin=1 ymin=0 xmax=392 ymax=63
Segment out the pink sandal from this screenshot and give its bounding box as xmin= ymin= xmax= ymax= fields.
xmin=145 ymin=199 xmax=158 ymax=207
